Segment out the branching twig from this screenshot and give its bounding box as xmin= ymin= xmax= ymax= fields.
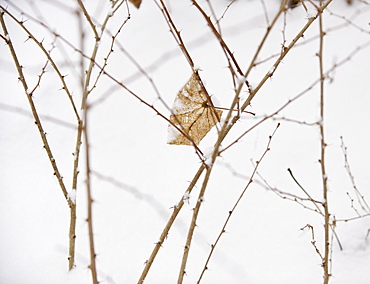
xmin=178 ymin=166 xmax=213 ymax=283
xmin=191 ymin=0 xmax=251 ymax=91
xmin=139 ymin=2 xmax=335 ymax=281
xmin=0 ymin=9 xmax=79 ymax=269
xmin=258 ymin=170 xmax=324 ymax=213
xmin=2 ymin=2 xmax=369 ymax=284
xmin=0 ymin=6 xmax=80 ymax=120
xmin=287 ymin=168 xmax=343 ymax=251
xmin=301 ymin=224 xmax=324 ymax=260
xmin=197 ymin=124 xmax=280 ymax=283
xmin=340 ymin=136 xmax=370 ymax=213
xmin=240 ymin=0 xmax=333 ymax=114
xmin=288 ymin=168 xmax=323 ymax=215
xmin=138 ymin=165 xmax=206 ymax=284
xmin=76 ymin=0 xmax=127 ymax=280
xmin=0 ymin=10 xmax=71 ymax=206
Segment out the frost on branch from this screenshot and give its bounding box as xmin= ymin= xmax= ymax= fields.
xmin=167 ymin=72 xmax=222 ymax=146
xmin=203 ymin=146 xmax=215 ymax=167
xmin=67 ymin=189 xmax=77 ymax=204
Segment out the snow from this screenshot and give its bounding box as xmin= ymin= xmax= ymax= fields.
xmin=203 ymin=146 xmax=215 ymax=167
xmin=108 ymin=6 xmax=114 ymax=17
xmin=210 ymin=94 xmax=221 ymax=109
xmin=167 ymin=124 xmax=180 ymax=144
xmin=204 ymin=145 xmax=223 ymax=167
xmin=1 ymin=1 xmax=370 ymax=284
xmin=183 ymin=191 xmax=190 ymax=203
xmin=306 ymin=11 xmax=317 ymax=20
xmin=236 ymin=74 xmax=248 ymax=85
xmin=67 ymin=189 xmax=76 ymax=204
xmin=198 ymin=196 xmax=205 ymax=203
xmin=172 ymin=95 xmax=187 ymax=113
xmin=268 ymin=65 xmax=276 ymax=77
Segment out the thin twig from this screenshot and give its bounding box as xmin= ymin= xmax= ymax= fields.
xmin=138 ymin=1 xmax=334 ymax=280
xmin=0 ymin=9 xmax=80 ymax=269
xmin=301 ymin=224 xmax=324 ymax=260
xmin=216 ymin=0 xmax=333 ymax=162
xmin=75 ymin=0 xmax=128 ymax=279
xmin=287 ymin=168 xmax=343 ymax=251
xmin=0 ymin=10 xmax=71 ymax=206
xmin=240 ymin=0 xmax=333 ymax=114
xmin=258 ymin=170 xmax=324 ymax=212
xmin=191 ymin=0 xmax=251 ymax=91
xmin=178 ymin=166 xmax=213 ymax=283
xmin=0 ymin=6 xmax=80 ymax=120
xmin=138 ymin=165 xmax=206 ymax=284
xmin=156 ymin=0 xmax=195 ymax=68
xmin=340 ymin=136 xmax=370 ymax=213
xmin=317 ymin=2 xmax=331 ymax=282
xmin=288 ymin=168 xmax=323 ymax=215
xmin=197 ymin=124 xmax=280 ymax=283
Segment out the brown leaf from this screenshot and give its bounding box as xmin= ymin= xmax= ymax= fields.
xmin=129 ymin=0 xmax=142 ymax=9
xmin=168 ymin=72 xmax=222 ymax=146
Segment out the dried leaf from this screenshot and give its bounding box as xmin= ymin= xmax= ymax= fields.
xmin=168 ymin=72 xmax=222 ymax=146
xmin=129 ymin=0 xmax=142 ymax=9
xmin=287 ymin=0 xmax=301 ymax=9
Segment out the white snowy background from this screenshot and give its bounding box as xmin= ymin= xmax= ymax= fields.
xmin=0 ymin=0 xmax=370 ymax=283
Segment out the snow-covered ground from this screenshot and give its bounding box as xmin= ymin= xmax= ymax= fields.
xmin=1 ymin=0 xmax=369 ymax=283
